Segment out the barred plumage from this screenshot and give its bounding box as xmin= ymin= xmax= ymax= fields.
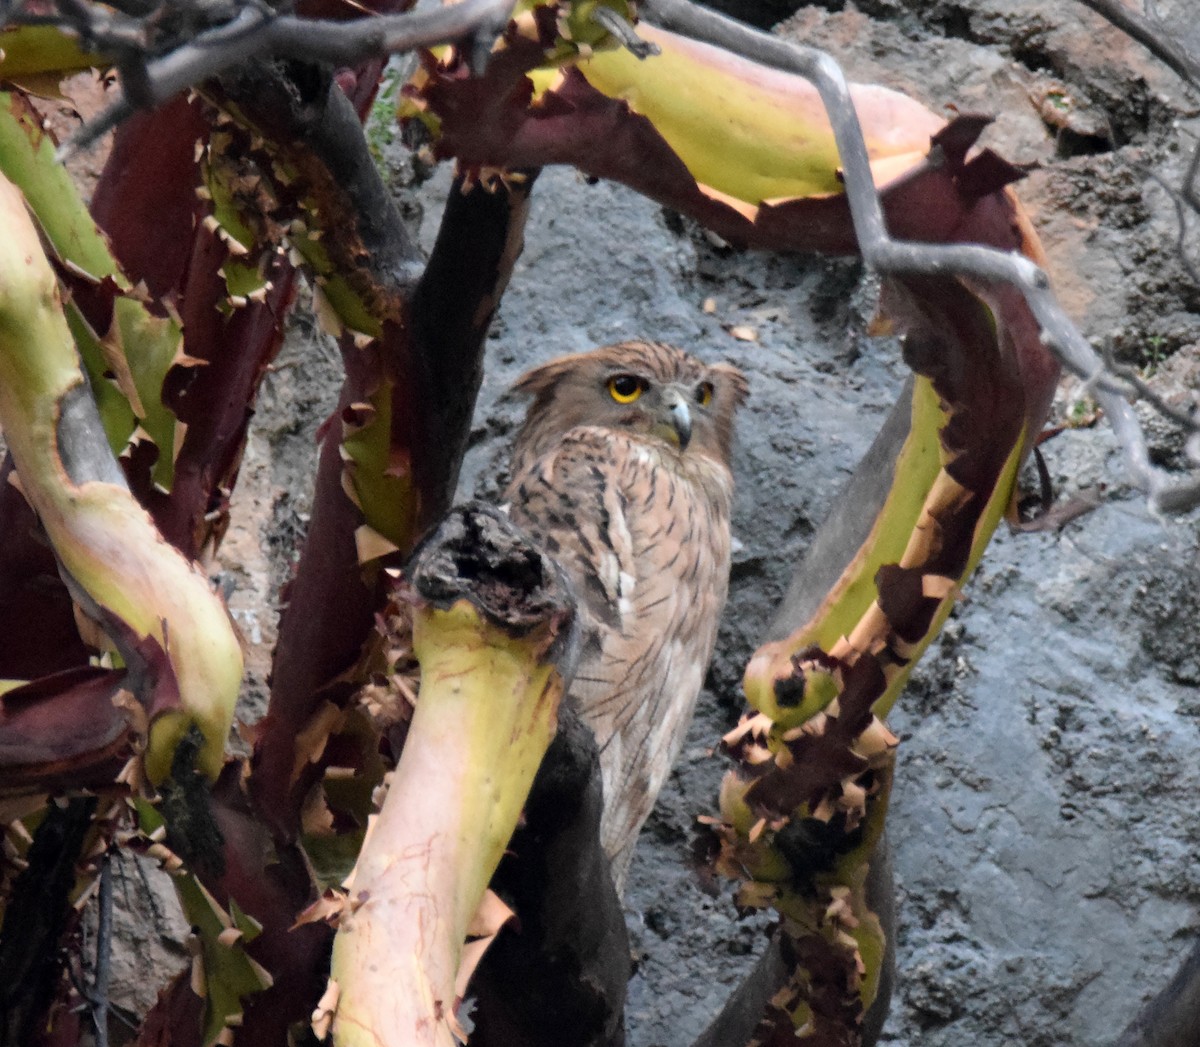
xmin=504 ymin=340 xmax=747 ymax=892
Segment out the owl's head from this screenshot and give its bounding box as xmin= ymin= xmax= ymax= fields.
xmin=511 ymin=340 xmax=748 ymax=466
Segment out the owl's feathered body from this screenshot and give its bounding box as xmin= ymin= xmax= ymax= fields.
xmin=504 ymin=341 xmax=746 ymax=891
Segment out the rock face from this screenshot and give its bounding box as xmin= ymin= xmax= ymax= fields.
xmin=199 ymin=2 xmax=1198 ymax=1045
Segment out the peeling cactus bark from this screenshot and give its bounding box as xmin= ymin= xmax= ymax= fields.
xmin=0 ymin=171 xmax=243 ymax=786
xmin=318 ymin=505 xmax=578 ymax=1047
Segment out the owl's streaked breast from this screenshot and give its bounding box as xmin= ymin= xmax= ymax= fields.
xmin=504 ymin=424 xmax=734 ymax=889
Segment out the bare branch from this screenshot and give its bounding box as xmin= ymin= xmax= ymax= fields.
xmin=58 ymin=0 xmax=515 ymax=154
xmin=90 ymin=851 xmax=113 ymax=1047
xmin=1078 ymin=0 xmax=1200 ymax=306
xmin=1148 ymin=136 xmax=1200 ymax=287
xmin=640 ymin=0 xmax=1200 ymax=513
xmin=590 ymin=5 xmax=659 ymax=59
xmin=1100 ymin=344 xmax=1198 ymax=434
xmin=1074 ymin=0 xmax=1200 ymax=89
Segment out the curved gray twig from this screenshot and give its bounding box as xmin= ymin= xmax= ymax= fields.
xmin=59 ymin=0 xmax=515 ymax=155
xmin=1074 ymin=0 xmax=1200 ymax=88
xmin=640 ymin=0 xmax=1200 ymax=514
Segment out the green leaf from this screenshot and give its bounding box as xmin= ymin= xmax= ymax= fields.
xmin=0 ymin=91 xmax=187 ymax=487
xmin=176 ymin=875 xmax=273 ymax=1047
xmin=0 ymin=26 xmax=107 ymax=80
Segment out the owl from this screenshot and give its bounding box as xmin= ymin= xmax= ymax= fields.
xmin=504 ymin=340 xmax=748 ymax=892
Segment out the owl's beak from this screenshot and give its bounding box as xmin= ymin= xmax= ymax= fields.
xmin=656 ymin=387 xmax=692 ymax=451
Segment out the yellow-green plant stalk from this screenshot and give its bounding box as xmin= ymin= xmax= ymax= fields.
xmin=713 ymin=282 xmax=1038 ymax=1039
xmin=0 ymin=90 xmax=185 ymax=483
xmin=325 ymin=507 xmax=576 ymax=1047
xmin=575 ymin=23 xmax=945 ymax=206
xmin=744 ymin=374 xmax=1025 ymax=724
xmin=0 ymin=171 xmax=242 ymax=782
xmin=404 ymin=12 xmax=945 ymax=218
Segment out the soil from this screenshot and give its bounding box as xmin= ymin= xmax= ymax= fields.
xmin=53 ymin=0 xmax=1200 ymax=1043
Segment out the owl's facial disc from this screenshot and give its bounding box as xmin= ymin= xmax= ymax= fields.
xmin=651 ymin=386 xmax=692 ymax=451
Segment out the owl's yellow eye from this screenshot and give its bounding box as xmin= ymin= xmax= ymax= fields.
xmin=607 ymin=374 xmax=646 ymax=404
xmin=696 ymin=382 xmax=714 ymax=407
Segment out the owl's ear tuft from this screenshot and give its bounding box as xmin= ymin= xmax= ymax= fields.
xmin=512 ymin=355 xmax=587 ymax=399
xmin=711 ymin=363 xmax=750 ymax=409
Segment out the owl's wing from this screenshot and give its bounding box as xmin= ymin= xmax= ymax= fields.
xmin=504 ymin=428 xmax=730 ymax=890
xmin=505 ymin=428 xmax=635 ymax=667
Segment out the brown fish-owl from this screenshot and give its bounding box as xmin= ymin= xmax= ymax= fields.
xmin=504 ymin=340 xmax=747 ymax=892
